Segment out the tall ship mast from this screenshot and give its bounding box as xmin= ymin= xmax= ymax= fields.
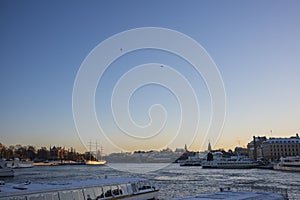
xmin=85 ymin=140 xmax=106 ymax=165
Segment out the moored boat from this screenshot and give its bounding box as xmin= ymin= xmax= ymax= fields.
xmin=202 ymin=152 xmax=258 ymax=169
xmin=0 ymin=177 xmax=159 ymax=200
xmin=6 ymin=158 xmax=34 ymax=168
xmin=85 ymin=160 xmax=107 ymax=165
xmin=273 ymin=156 xmax=300 ymax=172
xmin=33 ymin=161 xmax=59 ymax=166
xmin=86 ymin=141 xmax=107 ymax=166
xmin=179 ymin=159 xmax=202 ymax=166
xmin=179 ymin=152 xmax=206 ymax=167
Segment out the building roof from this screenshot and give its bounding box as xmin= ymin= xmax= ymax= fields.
xmin=263 ymin=136 xmax=300 ymax=144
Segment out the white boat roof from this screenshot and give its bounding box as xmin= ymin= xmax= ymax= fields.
xmin=173 ymin=191 xmax=284 ymax=200
xmin=0 ymin=177 xmax=146 ymax=197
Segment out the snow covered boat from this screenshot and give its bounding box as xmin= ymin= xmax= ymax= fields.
xmin=6 ymin=158 xmax=34 ymax=168
xmin=0 ymin=177 xmax=158 ymax=200
xmin=274 ymin=156 xmax=300 ymax=172
xmin=202 ymin=153 xmax=258 ymax=169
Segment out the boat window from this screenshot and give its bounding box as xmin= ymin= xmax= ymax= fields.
xmin=139 ymin=181 xmax=152 ymax=190
xmin=111 ymin=185 xmax=121 ymax=196
xmin=103 ymin=186 xmax=112 ymax=197
xmin=131 ymin=183 xmax=138 ymax=193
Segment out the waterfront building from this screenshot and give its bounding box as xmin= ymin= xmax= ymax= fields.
xmin=262 ymin=134 xmax=300 ymax=161
xmin=49 ymin=146 xmax=66 ymax=160
xmin=247 ymin=134 xmax=300 ymax=161
xmin=247 ymin=136 xmax=267 ymax=160
xmin=234 ymin=147 xmax=248 ymax=156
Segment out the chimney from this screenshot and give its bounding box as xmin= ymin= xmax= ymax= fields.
xmin=253 ymin=136 xmax=257 ymax=161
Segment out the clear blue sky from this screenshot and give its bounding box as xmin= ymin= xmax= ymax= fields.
xmin=1 ymin=1 xmax=300 ymax=153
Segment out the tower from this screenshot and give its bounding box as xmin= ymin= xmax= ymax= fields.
xmin=184 ymin=144 xmax=188 ymax=152
xmin=208 ymin=141 xmax=212 ymax=152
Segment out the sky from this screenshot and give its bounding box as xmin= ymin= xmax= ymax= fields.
xmin=1 ymin=0 xmax=300 ymax=154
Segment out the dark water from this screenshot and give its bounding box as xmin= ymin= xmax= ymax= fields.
xmin=2 ymin=163 xmax=300 ymax=199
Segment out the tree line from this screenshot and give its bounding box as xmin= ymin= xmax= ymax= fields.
xmin=0 ymin=143 xmax=91 ymax=161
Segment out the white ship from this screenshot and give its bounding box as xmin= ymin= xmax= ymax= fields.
xmin=179 ymin=152 xmax=207 ymax=167
xmin=202 ymin=152 xmax=258 ymax=169
xmin=6 ymin=158 xmax=34 ymax=168
xmin=0 ymin=161 xmax=14 ymax=177
xmin=0 ymin=177 xmax=159 ymax=200
xmin=273 ymin=156 xmax=300 ymax=172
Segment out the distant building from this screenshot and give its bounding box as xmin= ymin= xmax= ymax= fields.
xmin=262 ymin=134 xmax=300 ymax=161
xmin=234 ymin=147 xmax=248 ymax=156
xmin=247 ymin=136 xmax=267 ymax=160
xmin=184 ymin=144 xmax=188 ymax=152
xmin=49 ymin=146 xmax=65 ymax=160
xmin=175 ymin=148 xmax=185 ymax=153
xmin=247 ymin=134 xmax=300 ymax=161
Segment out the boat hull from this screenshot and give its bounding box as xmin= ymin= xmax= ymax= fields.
xmin=273 ymin=156 xmax=300 ymax=172
xmin=33 ymin=162 xmax=59 ymax=166
xmin=180 ymin=162 xmax=202 ymax=166
xmin=115 ymin=190 xmax=159 ymax=200
xmin=85 ymin=160 xmax=106 ymax=165
xmin=6 ymin=161 xmax=33 ymax=168
xmin=0 ymin=178 xmax=158 ymax=200
xmin=273 ymin=164 xmax=300 ymax=172
xmin=202 ymin=161 xmax=259 ymax=169
xmin=202 ymin=164 xmax=258 ymax=169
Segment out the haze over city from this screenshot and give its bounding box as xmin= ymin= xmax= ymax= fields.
xmin=1 ymin=1 xmax=300 ymax=154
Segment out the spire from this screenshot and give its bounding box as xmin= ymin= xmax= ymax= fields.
xmin=208 ymin=141 xmax=212 ymax=152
